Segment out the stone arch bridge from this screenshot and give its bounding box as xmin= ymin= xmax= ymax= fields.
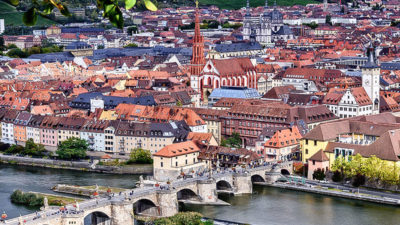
xmin=5 ymin=162 xmax=292 ymax=225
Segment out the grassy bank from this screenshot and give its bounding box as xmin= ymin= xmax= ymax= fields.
xmin=10 ymin=190 xmax=82 ymax=207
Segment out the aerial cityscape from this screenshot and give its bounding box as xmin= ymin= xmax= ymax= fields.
xmin=0 ymin=0 xmax=400 ymax=224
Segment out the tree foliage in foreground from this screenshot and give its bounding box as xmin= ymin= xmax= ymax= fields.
xmin=10 ymin=0 xmax=157 ymax=28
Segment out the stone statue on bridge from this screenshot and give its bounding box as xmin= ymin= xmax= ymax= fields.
xmin=44 ymin=196 xmax=49 ymax=210
xmin=75 ymin=200 xmax=80 ymax=211
xmin=18 ymin=215 xmax=24 ymax=225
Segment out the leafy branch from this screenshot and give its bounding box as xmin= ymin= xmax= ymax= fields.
xmin=11 ymin=0 xmax=157 ymax=29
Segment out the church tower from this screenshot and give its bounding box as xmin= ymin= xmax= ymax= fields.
xmin=243 ymin=0 xmax=252 ymax=40
xmin=362 ymin=43 xmax=380 ymax=114
xmin=190 ymin=0 xmax=206 ymax=102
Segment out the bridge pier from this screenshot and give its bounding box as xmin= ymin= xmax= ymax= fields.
xmin=111 ymin=202 xmax=134 ymax=225
xmin=197 ymin=179 xmax=218 ymax=202
xmin=233 ymin=174 xmax=252 ymax=195
xmin=157 ymin=190 xmax=179 ymax=217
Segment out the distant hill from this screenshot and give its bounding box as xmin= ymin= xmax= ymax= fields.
xmin=199 ymin=0 xmax=320 ymax=10
xmin=0 ymin=0 xmax=56 ymax=26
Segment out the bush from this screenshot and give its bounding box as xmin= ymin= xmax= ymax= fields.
xmin=312 ymin=168 xmax=326 ymax=181
xmin=127 ymin=148 xmax=153 ymax=164
xmin=331 ymin=170 xmax=343 ymax=182
xmin=10 ymin=190 xmax=44 ymax=207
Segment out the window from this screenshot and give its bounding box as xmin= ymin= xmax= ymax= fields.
xmin=305 ymin=149 xmax=308 ymax=154
xmin=161 ymin=162 xmax=163 ymax=167
xmin=314 ymin=140 xmax=317 ymax=146
xmin=312 ymin=160 xmax=315 ymax=165
xmin=175 ymin=161 xmax=178 ymax=167
xmin=305 ymin=139 xmax=308 ymax=145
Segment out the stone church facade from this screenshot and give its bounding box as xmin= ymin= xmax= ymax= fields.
xmin=242 ymin=0 xmax=294 ymax=45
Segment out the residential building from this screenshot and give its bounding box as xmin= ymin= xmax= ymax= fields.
xmin=13 ymin=112 xmax=32 ymax=145
xmin=40 ymin=116 xmax=61 ymax=150
xmin=263 ymin=126 xmax=302 ymax=162
xmin=1 ymin=110 xmax=19 ymax=145
xmin=301 ymin=113 xmax=400 ymax=168
xmin=26 ymin=115 xmax=45 ymax=145
xmin=153 ymin=141 xmax=207 ymax=181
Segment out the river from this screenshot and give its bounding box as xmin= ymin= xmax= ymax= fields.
xmin=1 ymin=164 xmax=400 ymax=225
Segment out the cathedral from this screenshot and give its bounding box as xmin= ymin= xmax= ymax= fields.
xmin=242 ymin=0 xmax=294 ymax=45
xmin=190 ymin=1 xmax=258 ymax=103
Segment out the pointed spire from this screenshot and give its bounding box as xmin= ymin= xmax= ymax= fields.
xmin=245 ymin=0 xmax=251 ymax=17
xmin=265 ymin=0 xmax=268 ymax=8
xmin=362 ymin=41 xmax=378 ymax=69
xmin=274 ymin=0 xmax=277 ymax=7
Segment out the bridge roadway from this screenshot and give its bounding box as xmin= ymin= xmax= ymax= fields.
xmin=4 ymin=162 xmax=292 ymax=225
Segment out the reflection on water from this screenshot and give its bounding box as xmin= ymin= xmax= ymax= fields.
xmin=181 ymin=185 xmax=400 ymax=225
xmin=0 ymin=164 xmax=139 ymax=219
xmin=2 ymin=164 xmax=400 ymax=225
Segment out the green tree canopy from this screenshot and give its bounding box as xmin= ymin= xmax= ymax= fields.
xmin=24 ymin=138 xmax=46 ymax=156
xmin=124 ymin=43 xmax=138 ymax=48
xmin=56 ymin=137 xmax=88 ymax=160
xmin=7 ymin=48 xmax=28 ymax=58
xmin=127 ymin=148 xmax=153 ymax=164
xmin=221 ymin=132 xmax=242 ymax=148
xmin=312 ymin=168 xmax=326 ymax=181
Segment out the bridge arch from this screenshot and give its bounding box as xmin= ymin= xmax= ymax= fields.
xmin=177 ymin=188 xmax=200 ymax=201
xmin=84 ymin=211 xmax=111 ymax=225
xmin=281 ymin=169 xmax=290 ymax=176
xmin=216 ymin=180 xmax=233 ymax=191
xmin=133 ymin=198 xmax=160 ymax=217
xmin=251 ymin=174 xmax=266 ymax=183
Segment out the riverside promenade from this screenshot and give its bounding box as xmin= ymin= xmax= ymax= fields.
xmin=258 ymin=182 xmax=400 ymax=206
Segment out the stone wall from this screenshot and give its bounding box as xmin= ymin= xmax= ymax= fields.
xmin=0 ymin=154 xmax=152 ymax=175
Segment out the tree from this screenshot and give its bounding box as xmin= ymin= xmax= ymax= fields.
xmin=221 ymin=132 xmax=242 ymax=148
xmin=6 ymin=48 xmax=28 ymax=58
xmin=0 ymin=142 xmax=10 ymax=152
xmin=331 ymin=170 xmax=343 ymax=182
xmin=5 ymin=144 xmax=24 ymax=155
xmin=325 ymin=15 xmax=332 ymax=25
xmin=12 ymin=0 xmax=157 ymax=29
xmin=127 ymin=148 xmax=153 ymax=164
xmin=303 ymin=22 xmax=318 ymax=29
xmin=97 ymin=45 xmax=105 ymax=49
xmin=7 ymin=44 xmax=18 ymax=49
xmin=24 ymin=138 xmax=46 ymax=157
xmin=312 ymin=168 xmax=326 ymax=181
xmin=124 ymin=43 xmax=138 ymax=48
xmin=127 ymin=26 xmax=138 ymax=35
xmin=352 ymin=173 xmax=366 ymax=187
xmin=56 ymin=137 xmax=88 ymax=160
xmin=176 ymin=100 xmax=183 ymax=107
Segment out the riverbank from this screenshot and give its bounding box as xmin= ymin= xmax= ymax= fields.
xmin=258 ymin=182 xmax=400 ymax=206
xmin=52 ymin=184 xmax=128 ymax=197
xmin=0 ymin=154 xmax=153 ymax=175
